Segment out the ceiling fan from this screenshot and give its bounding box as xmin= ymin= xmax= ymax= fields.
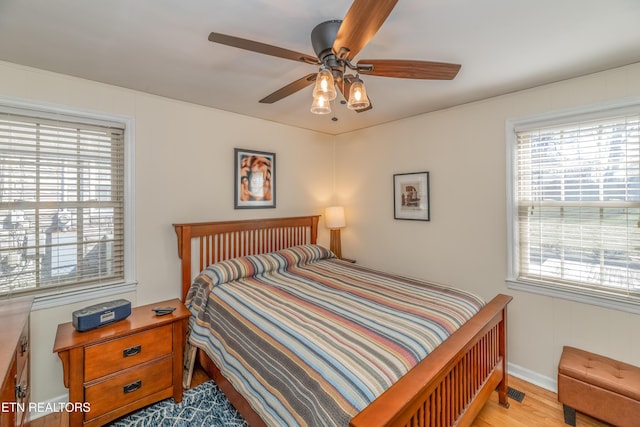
xmin=208 ymin=0 xmax=461 ymax=116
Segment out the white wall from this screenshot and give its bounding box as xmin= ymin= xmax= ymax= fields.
xmin=334 ymin=62 xmax=640 ymax=390
xmin=0 ymin=61 xmax=335 ymax=406
xmin=2 ymin=57 xmax=640 ymax=410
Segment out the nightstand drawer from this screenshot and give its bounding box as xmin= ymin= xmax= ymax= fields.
xmin=84 ymin=324 xmax=173 ymax=381
xmin=84 ymin=355 xmax=173 ymax=420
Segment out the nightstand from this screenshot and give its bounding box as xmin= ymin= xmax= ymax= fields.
xmin=53 ymin=299 xmax=191 ymax=427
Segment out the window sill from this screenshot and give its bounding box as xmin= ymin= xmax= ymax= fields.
xmin=506 ymin=278 xmax=640 ymax=315
xmin=32 ymin=281 xmax=137 ymax=311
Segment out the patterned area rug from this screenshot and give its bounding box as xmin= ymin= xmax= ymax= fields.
xmin=108 ymin=381 xmax=248 ymax=427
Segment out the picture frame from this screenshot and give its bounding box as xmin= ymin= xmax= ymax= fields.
xmin=394 ymin=172 xmax=430 ymax=221
xmin=234 ymin=148 xmax=276 ymax=209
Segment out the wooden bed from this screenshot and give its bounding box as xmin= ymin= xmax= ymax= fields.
xmin=174 ymin=215 xmax=512 ymax=427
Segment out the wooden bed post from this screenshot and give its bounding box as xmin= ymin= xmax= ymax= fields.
xmin=497 ymin=301 xmax=510 ymax=408
xmin=310 ymin=215 xmax=319 ymax=243
xmin=174 ymin=224 xmax=192 ymax=301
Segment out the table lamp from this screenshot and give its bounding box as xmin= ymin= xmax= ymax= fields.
xmin=325 ymin=206 xmax=346 ymax=259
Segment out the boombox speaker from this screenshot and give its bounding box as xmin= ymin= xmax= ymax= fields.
xmin=72 ymin=299 xmax=132 ymax=332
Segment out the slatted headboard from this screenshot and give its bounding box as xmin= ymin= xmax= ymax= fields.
xmin=173 ymin=215 xmax=320 ymax=300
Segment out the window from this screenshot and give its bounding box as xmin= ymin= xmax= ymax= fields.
xmin=0 ymin=102 xmax=132 ymax=300
xmin=507 ymin=100 xmax=640 ymax=311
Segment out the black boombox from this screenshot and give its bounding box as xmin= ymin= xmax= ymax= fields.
xmin=72 ymin=299 xmax=132 ymax=332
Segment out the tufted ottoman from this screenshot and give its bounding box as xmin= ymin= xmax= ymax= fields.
xmin=558 ymin=346 xmax=640 ymax=427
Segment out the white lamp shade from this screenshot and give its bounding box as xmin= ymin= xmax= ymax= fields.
xmin=325 ymin=206 xmax=346 ymax=229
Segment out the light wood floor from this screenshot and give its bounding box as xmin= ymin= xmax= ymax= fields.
xmin=471 ymin=376 xmax=611 ymax=427
xmin=30 ymin=369 xmax=611 ymax=426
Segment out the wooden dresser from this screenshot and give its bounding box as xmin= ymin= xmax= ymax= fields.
xmin=0 ymin=296 xmax=33 ymax=427
xmin=53 ymin=299 xmax=191 ymax=427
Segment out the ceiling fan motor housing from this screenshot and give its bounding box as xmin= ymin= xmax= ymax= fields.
xmin=311 ymin=20 xmax=345 ymax=79
xmin=311 ymin=20 xmax=342 ymax=62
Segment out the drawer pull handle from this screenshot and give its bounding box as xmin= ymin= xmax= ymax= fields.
xmin=123 ymin=380 xmax=142 ymax=394
xmin=15 ymin=383 xmax=28 ymax=399
xmin=123 ymin=345 xmax=142 ymax=357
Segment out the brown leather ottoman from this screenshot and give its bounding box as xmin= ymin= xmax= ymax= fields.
xmin=558 ymin=346 xmax=640 ymax=427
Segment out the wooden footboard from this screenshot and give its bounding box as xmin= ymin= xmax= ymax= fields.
xmin=350 ymin=293 xmax=512 ymax=427
xmin=196 ymin=294 xmax=510 ymax=427
xmin=174 ymin=216 xmax=512 ymax=427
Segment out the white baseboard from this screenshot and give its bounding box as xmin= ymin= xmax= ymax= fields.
xmin=26 ymin=393 xmax=69 ymax=422
xmin=508 ymin=362 xmax=557 ymax=393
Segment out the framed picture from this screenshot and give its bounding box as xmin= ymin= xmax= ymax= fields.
xmin=234 ymin=148 xmax=276 ymax=209
xmin=394 ymin=172 xmax=430 ymax=221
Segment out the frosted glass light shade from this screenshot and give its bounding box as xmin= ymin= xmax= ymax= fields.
xmin=325 ymin=206 xmax=346 ymax=229
xmin=310 ymin=95 xmax=331 ymax=114
xmin=312 ymin=68 xmax=337 ymax=101
xmin=347 ymin=77 xmax=370 ymax=110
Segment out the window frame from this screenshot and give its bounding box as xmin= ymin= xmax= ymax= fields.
xmin=506 ymin=97 xmax=640 ymax=314
xmin=0 ymin=96 xmax=136 ymax=310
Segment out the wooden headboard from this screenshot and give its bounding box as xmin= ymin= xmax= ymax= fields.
xmin=173 ymin=215 xmax=320 ymax=300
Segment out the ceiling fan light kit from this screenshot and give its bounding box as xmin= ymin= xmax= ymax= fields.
xmin=346 ymin=75 xmax=369 ymax=110
xmin=310 ymin=94 xmax=332 ymax=115
xmin=208 ymin=0 xmax=460 ymax=120
xmin=312 ymin=66 xmax=337 ymax=101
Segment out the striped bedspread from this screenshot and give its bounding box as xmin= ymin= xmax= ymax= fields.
xmin=186 ymin=245 xmax=485 ymax=427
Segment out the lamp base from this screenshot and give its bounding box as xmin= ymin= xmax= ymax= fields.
xmin=329 ymin=229 xmax=342 ymax=259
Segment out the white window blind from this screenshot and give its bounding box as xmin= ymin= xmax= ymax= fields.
xmin=512 ymin=107 xmax=640 ymax=304
xmin=0 ymin=109 xmax=125 ymax=296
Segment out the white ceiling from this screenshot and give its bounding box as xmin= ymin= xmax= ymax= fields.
xmin=1 ymin=0 xmax=639 ymax=135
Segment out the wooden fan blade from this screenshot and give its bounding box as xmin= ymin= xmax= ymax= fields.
xmin=338 ymin=77 xmax=373 ymax=113
xmin=209 ymin=32 xmax=318 ymax=65
xmin=357 ymin=59 xmax=461 ymax=80
xmin=259 ymin=74 xmax=317 ymax=104
xmin=333 ymin=0 xmax=398 ymax=61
